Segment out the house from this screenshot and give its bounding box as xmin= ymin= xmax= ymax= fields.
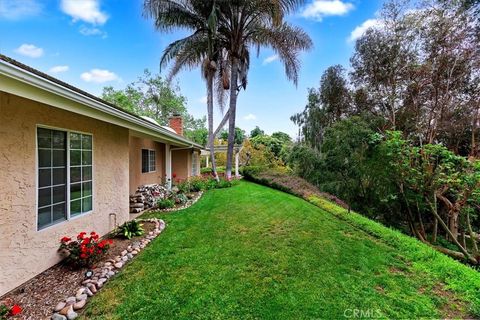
xmin=0 ymin=55 xmax=202 ymax=296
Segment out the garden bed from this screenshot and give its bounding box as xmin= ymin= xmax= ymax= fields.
xmin=0 ymin=220 xmax=162 ymax=320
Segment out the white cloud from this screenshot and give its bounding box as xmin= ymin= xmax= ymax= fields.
xmin=348 ymin=18 xmax=383 ymax=42
xmin=81 ymin=69 xmax=119 ymax=83
xmin=79 ymin=25 xmax=107 ymax=38
xmin=15 ymin=44 xmax=44 ymax=58
xmin=198 ymin=96 xmax=208 ymax=104
xmin=243 ymin=114 xmax=257 ymax=121
xmin=262 ymin=54 xmax=278 ymax=65
xmin=49 ymin=65 xmax=69 ymax=73
xmin=301 ymin=0 xmax=354 ymax=21
xmin=0 ymin=0 xmax=42 ymax=20
xmin=60 ymin=0 xmax=108 ymax=25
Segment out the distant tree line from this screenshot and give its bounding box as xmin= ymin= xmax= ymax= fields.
xmin=290 ymin=0 xmax=480 ymax=263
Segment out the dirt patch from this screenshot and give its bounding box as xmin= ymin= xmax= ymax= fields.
xmin=0 ymin=221 xmax=156 ymax=320
xmin=433 ymin=284 xmax=471 ymax=319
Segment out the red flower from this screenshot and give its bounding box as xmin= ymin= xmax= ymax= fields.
xmin=10 ymin=304 xmax=22 ymax=315
xmin=60 ymin=236 xmax=71 ymax=243
xmin=80 ymin=253 xmax=87 ymax=259
xmin=77 ymin=232 xmax=87 ymax=240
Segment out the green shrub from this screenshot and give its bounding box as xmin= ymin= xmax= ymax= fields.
xmin=172 ymin=193 xmax=188 ymax=205
xmin=201 ymin=166 xmax=226 ymax=175
xmin=157 ymin=198 xmax=175 ymax=209
xmin=116 ymin=220 xmax=144 ymax=239
xmin=174 ymin=176 xmax=237 ymax=193
xmin=200 ymin=167 xmax=213 ymax=174
xmin=176 ymin=180 xmax=190 ymax=194
xmin=190 ymin=176 xmax=208 ymax=192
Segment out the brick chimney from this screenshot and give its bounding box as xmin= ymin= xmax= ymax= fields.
xmin=168 ymin=114 xmax=183 ymax=136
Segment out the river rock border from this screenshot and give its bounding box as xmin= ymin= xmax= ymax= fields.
xmin=50 ymin=218 xmax=166 ymax=320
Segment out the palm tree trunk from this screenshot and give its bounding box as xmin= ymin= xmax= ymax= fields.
xmin=206 ymin=72 xmax=219 ymax=181
xmin=225 ymin=57 xmax=238 ymax=179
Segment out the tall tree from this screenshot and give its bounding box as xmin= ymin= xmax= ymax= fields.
xmin=249 ymin=126 xmax=265 ymax=138
xmin=102 ymin=69 xmax=187 ymax=125
xmin=215 ymin=0 xmax=313 ymax=178
xmin=144 ymin=0 xmax=230 ymax=181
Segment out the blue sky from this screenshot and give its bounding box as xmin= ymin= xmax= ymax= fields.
xmin=0 ymin=0 xmax=383 ymax=137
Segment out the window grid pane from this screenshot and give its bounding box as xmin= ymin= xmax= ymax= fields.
xmin=70 ymin=132 xmax=93 ymax=216
xmin=37 ymin=128 xmax=67 ymax=229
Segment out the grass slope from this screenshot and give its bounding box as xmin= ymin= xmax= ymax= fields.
xmin=83 ymin=181 xmax=478 ymax=319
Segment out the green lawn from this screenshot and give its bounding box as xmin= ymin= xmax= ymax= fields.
xmin=83 ymin=181 xmax=478 ymax=319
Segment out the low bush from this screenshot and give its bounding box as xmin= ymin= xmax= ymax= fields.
xmin=171 ymin=193 xmax=188 ymax=205
xmin=116 ymin=220 xmax=144 ymax=239
xmin=157 ymin=198 xmax=175 ymax=209
xmin=59 ymin=231 xmax=112 ymax=268
xmin=242 ymin=166 xmax=347 ymax=208
xmin=176 ymin=176 xmax=237 ymax=193
xmin=200 ymin=166 xmax=226 ymax=175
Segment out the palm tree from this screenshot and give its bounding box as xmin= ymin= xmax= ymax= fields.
xmin=144 ymin=0 xmax=227 ymax=181
xmin=214 ymin=0 xmax=313 ymax=178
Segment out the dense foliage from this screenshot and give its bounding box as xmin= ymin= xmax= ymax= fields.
xmin=116 ymin=220 xmax=145 ymax=239
xmin=102 ymin=70 xmax=208 ymax=145
xmin=289 ymin=0 xmax=480 ymax=263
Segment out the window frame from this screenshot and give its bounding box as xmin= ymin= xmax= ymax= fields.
xmin=141 ymin=148 xmax=156 ymax=173
xmin=36 ymin=125 xmax=94 ymax=231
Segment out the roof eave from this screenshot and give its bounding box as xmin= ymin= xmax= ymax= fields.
xmin=0 ymin=59 xmax=204 ymax=149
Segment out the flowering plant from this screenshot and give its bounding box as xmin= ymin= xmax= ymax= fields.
xmin=59 ymin=231 xmax=112 ymax=268
xmin=0 ymin=299 xmax=22 ymax=319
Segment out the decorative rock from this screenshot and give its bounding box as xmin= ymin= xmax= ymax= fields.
xmin=51 ymin=313 xmax=67 ymax=320
xmin=73 ymin=299 xmax=86 ymax=310
xmin=85 ymin=288 xmax=94 ymax=297
xmin=127 ymin=246 xmax=133 ymax=252
xmin=82 ymin=280 xmax=91 ymax=285
xmin=87 ymin=283 xmax=97 ymax=293
xmin=76 ymin=294 xmax=87 ymax=301
xmin=75 ymin=288 xmax=85 ymax=296
xmin=114 ymin=262 xmax=123 ymax=268
xmin=114 ymin=256 xmax=122 ymax=262
xmin=66 ymin=307 xmax=78 ymax=320
xmin=122 ymin=256 xmax=128 ymax=262
xmin=59 ymin=306 xmax=71 ymax=316
xmin=127 ymin=253 xmax=133 ymax=259
xmin=132 ymin=250 xmax=138 ymax=255
xmin=121 ymin=250 xmax=128 ymax=256
xmin=54 ymin=302 xmax=66 ymax=312
xmin=107 ymin=271 xmax=115 ymax=277
xmin=65 ymin=297 xmax=76 ymax=305
xmin=104 ymin=262 xmax=112 ymax=267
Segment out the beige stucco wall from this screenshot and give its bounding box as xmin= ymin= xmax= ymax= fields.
xmin=172 ymin=149 xmax=191 ymax=182
xmin=0 ymin=92 xmax=130 ymax=296
xmin=128 ymin=136 xmax=165 ymax=194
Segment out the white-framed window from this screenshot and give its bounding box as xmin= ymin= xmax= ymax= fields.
xmin=141 ymin=149 xmax=156 ymax=173
xmin=192 ymin=151 xmax=199 ymax=176
xmin=37 ymin=126 xmax=93 ymax=230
